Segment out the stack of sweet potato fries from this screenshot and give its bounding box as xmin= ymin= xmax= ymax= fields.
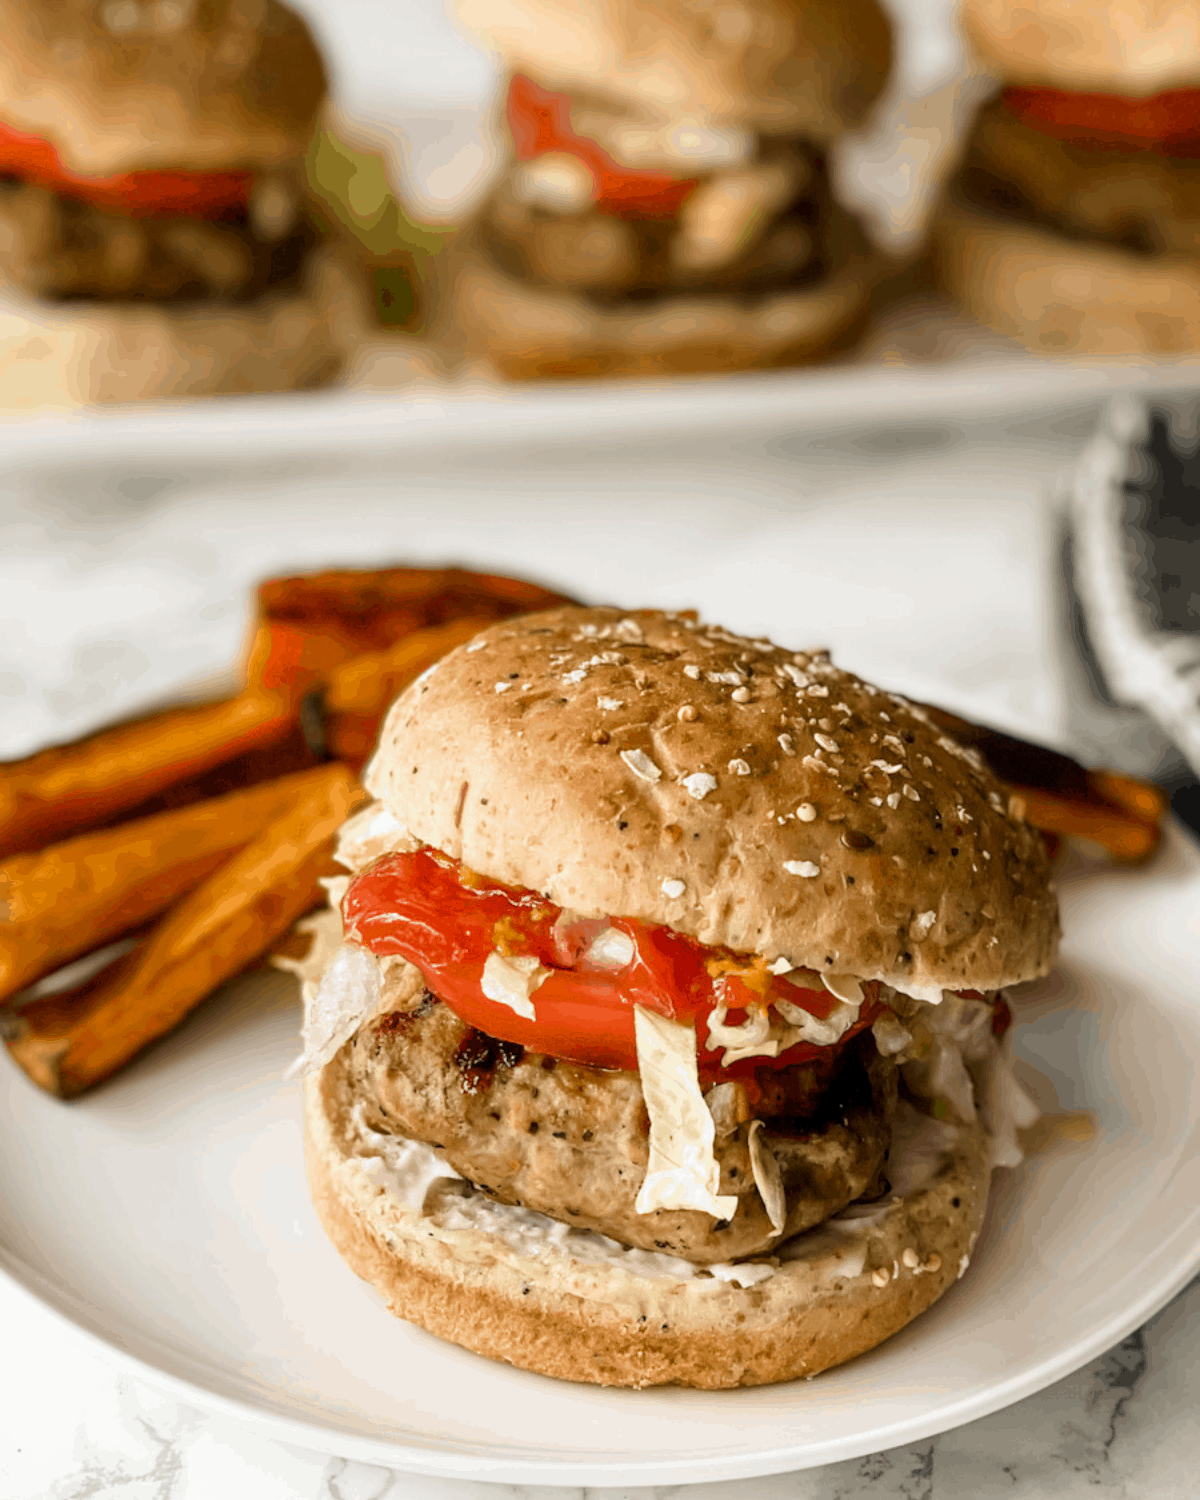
xmin=0 ymin=566 xmax=568 ymax=1098
xmin=0 ymin=566 xmax=1168 ymax=1100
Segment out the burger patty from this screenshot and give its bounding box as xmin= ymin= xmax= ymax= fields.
xmin=343 ymin=990 xmax=896 ymax=1265
xmin=959 ymin=100 xmax=1200 ymax=257
xmin=477 ymin=140 xmax=863 ymax=305
xmin=0 ymin=178 xmax=319 ymax=303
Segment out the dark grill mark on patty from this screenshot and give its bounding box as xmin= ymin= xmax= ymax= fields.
xmin=453 ymin=1026 xmax=526 ymax=1094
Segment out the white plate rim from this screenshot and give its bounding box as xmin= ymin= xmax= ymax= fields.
xmin=1 ymin=1222 xmax=1196 ymax=1484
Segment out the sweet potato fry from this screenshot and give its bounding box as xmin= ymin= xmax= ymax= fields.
xmin=1086 ymin=769 xmax=1168 ymax=825
xmin=254 ymin=565 xmax=570 ymax=657
xmin=109 ymin=721 xmax=321 ymax=824
xmin=2 ymin=764 xmax=366 ymax=1099
xmin=246 ymin=567 xmax=573 ymax=695
xmin=917 ymin=701 xmax=1091 ymax=796
xmin=916 ymin=700 xmax=1165 ymax=864
xmin=1008 ymin=783 xmax=1161 ymax=864
xmin=322 ymin=615 xmax=495 ymax=766
xmin=0 ymin=567 xmax=571 ymax=860
xmin=0 ymin=689 xmax=296 ymax=860
xmin=0 ymin=765 xmax=347 ymax=1004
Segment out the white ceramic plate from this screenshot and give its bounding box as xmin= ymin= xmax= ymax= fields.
xmin=1 ymin=823 xmax=1197 ymax=1485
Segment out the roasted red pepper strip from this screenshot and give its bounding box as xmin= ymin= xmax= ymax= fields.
xmin=0 ymin=118 xmax=251 ymax=217
xmin=507 ymin=74 xmax=699 ymax=219
xmin=1001 ymin=86 xmax=1200 ymax=156
xmin=343 ymin=847 xmax=882 ymax=1073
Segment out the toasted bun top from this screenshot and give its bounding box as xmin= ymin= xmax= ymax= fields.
xmin=365 ymin=606 xmax=1058 ymax=997
xmin=0 ymin=0 xmax=326 ymax=175
xmin=963 ymin=0 xmax=1200 ymax=93
xmin=455 ymin=0 xmax=891 ymax=140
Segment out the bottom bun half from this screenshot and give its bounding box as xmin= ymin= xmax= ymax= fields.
xmin=442 ymin=244 xmax=876 ymax=381
xmin=305 ymin=1045 xmax=992 ymax=1389
xmin=932 ymin=199 xmax=1200 ymax=359
xmin=0 ymin=244 xmax=371 ymax=409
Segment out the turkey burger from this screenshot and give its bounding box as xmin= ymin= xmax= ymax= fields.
xmin=0 ymin=0 xmax=359 ymax=405
xmin=445 ymin=0 xmax=892 ymax=378
xmin=934 ymin=0 xmax=1200 ymax=357
xmin=291 ymin=606 xmax=1057 ymax=1388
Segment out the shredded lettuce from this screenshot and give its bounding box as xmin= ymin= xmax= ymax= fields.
xmin=748 ymin=1121 xmax=786 ymax=1233
xmin=272 ymin=875 xmax=349 ymax=995
xmin=774 ymin=991 xmax=861 ymax=1046
xmin=284 ymin=940 xmax=385 ymax=1079
xmin=586 ymin=926 xmax=637 ymax=969
xmin=480 ymin=952 xmax=548 ymax=1020
xmin=896 ymin=990 xmax=1041 ymax=1165
xmin=333 ymin=800 xmax=413 ymax=872
xmin=821 ymin=973 xmax=864 ymax=1005
xmin=704 ymin=1080 xmax=748 ymax=1137
xmin=634 ymin=1006 xmax=739 ymax=1221
xmin=871 ymin=1008 xmax=913 ymax=1056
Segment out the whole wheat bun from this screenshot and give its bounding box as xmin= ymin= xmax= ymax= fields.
xmin=444 ymin=241 xmax=875 ymax=379
xmin=0 ymin=243 xmax=370 ymax=407
xmin=365 ymin=606 xmax=1058 ymax=997
xmin=962 ymin=0 xmax=1200 ymax=94
xmin=0 ymin=0 xmax=327 ymax=177
xmin=932 ymin=197 xmax=1200 ymax=358
xmin=306 ymin=1044 xmax=991 ymax=1388
xmin=456 ymin=0 xmax=891 ymax=142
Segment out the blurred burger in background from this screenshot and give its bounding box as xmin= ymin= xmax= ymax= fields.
xmin=0 ymin=0 xmax=370 ymax=405
xmin=445 ymin=0 xmax=893 ymax=378
xmin=933 ymin=0 xmax=1200 ymax=358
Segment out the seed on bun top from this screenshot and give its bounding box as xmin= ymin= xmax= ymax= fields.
xmin=365 ymin=606 xmax=1059 ymax=998
xmin=0 ymin=0 xmax=327 ymax=176
xmin=963 ymin=0 xmax=1200 ymax=94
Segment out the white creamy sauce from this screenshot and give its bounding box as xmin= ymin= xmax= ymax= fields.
xmin=346 ymin=1108 xmax=710 ymax=1282
xmin=344 ymin=1096 xmax=966 ymax=1291
xmin=776 ymin=1223 xmax=870 ymax=1283
xmin=351 ymin=1106 xmax=463 ymax=1213
xmin=433 ymin=1188 xmax=704 ymax=1282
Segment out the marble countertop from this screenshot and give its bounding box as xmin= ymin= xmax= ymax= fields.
xmin=3 ymin=1273 xmax=1197 ymax=1498
xmin=2 ymin=382 xmax=1196 ymax=1498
